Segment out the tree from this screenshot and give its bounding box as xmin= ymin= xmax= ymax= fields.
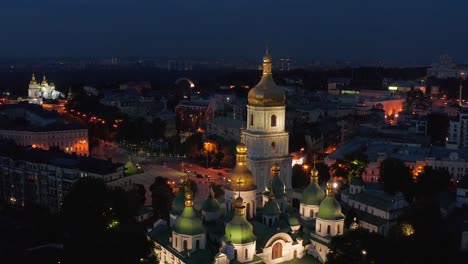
xmin=330 ymin=150 xmax=368 ymax=184
xmin=327 ymin=228 xmax=389 ymax=264
xmin=62 ymin=177 xmax=154 ymax=264
xmin=150 ymin=176 xmax=174 ymax=220
xmin=379 ymin=158 xmax=414 ymax=201
xmin=416 ymin=166 xmax=450 ymax=199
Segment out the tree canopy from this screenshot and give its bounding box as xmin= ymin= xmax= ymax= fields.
xmin=327 ymin=228 xmax=389 ymax=264
xmin=379 ymin=158 xmax=414 ymax=201
xmin=62 ymin=177 xmax=154 ymax=264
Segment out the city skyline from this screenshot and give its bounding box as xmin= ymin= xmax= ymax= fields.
xmin=1 ymin=1 xmax=467 ymax=64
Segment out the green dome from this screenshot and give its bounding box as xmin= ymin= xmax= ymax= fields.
xmin=224 ymin=215 xmax=257 ymax=244
xmin=350 ymin=176 xmax=364 ymax=186
xmin=170 ymin=189 xmax=185 ymax=215
xmin=124 ymin=161 xmax=138 ymax=175
xmin=202 ymin=196 xmax=221 ymax=213
xmin=173 ymin=207 xmax=205 ymax=235
xmin=301 ymin=182 xmax=325 ymax=205
xmin=316 ymin=197 xmax=344 ymax=220
xmin=263 ymin=176 xmax=286 ymax=198
xmin=263 ymin=200 xmax=280 ymax=216
xmin=287 ymin=215 xmax=300 ymax=226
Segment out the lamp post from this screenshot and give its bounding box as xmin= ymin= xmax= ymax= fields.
xmin=460 ymin=71 xmax=466 ymax=107
xmin=361 ymin=249 xmax=367 ymax=264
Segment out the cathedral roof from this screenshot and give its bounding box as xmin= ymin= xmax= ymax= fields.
xmin=301 ymin=165 xmax=325 ymax=205
xmin=224 ymin=196 xmax=257 ymax=244
xmin=226 ymin=139 xmax=256 ymax=192
xmin=263 ymin=164 xmax=286 ymax=198
xmin=247 ymin=49 xmax=285 ymax=107
xmin=202 ymin=186 xmax=221 ymax=213
xmin=316 ymin=197 xmax=345 ymax=221
xmin=170 ymin=188 xmax=186 ymax=216
xmin=173 ymin=187 xmax=205 ymax=235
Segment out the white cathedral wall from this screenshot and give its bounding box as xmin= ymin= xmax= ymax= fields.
xmin=222 ymin=241 xmax=256 ymax=262
xmin=172 ymin=232 xmax=206 ymax=252
xmin=225 ymin=189 xmax=256 ymax=219
xmin=309 ymin=241 xmax=329 ymax=263
xmin=300 ymin=204 xmax=320 ymax=220
xmin=315 ymin=218 xmax=344 ymax=237
xmin=248 ymin=158 xmax=292 ymax=195
xmin=260 ymin=233 xmax=304 ymax=264
xmin=246 ymin=105 xmax=286 ymax=132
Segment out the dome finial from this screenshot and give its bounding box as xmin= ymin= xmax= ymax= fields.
xmin=265 ymin=41 xmax=270 ymax=56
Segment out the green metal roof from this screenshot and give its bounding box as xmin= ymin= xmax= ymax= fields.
xmin=263 ymin=200 xmax=280 ymax=216
xmin=202 ymin=196 xmax=221 ymax=213
xmin=300 ymin=182 xmax=325 ymax=206
xmin=224 ymin=215 xmax=256 ymax=244
xmin=124 ymin=160 xmax=137 ymax=175
xmin=317 ymin=197 xmax=344 ymax=220
xmin=170 ymin=189 xmax=186 ymax=215
xmin=263 ymin=175 xmax=286 ymax=198
xmin=173 ymin=207 xmax=205 ymax=235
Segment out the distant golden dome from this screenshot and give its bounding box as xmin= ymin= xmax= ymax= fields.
xmin=236 ymin=142 xmax=247 ymax=154
xmin=248 ymin=50 xmax=285 ymax=107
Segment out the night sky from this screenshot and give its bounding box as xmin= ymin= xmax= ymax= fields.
xmin=1 ymin=0 xmax=467 ymax=64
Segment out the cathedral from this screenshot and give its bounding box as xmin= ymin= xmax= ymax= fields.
xmin=149 ymin=50 xmax=346 ymax=264
xmin=27 ymin=74 xmax=63 ymax=104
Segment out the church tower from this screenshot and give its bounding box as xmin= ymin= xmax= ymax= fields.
xmin=243 ymin=48 xmax=292 ymax=194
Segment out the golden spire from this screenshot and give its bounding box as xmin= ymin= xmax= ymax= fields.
xmin=30 ymin=74 xmax=37 ymax=85
xmin=184 ymin=179 xmax=194 ymax=207
xmin=310 ymin=154 xmax=319 ymax=184
xmin=262 ymin=43 xmax=272 ymax=75
xmin=42 ymin=75 xmax=48 ymax=85
xmin=326 ymin=175 xmax=338 ymax=197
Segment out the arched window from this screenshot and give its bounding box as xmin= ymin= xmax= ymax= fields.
xmin=196 ymin=240 xmax=200 ymax=249
xmin=250 ymin=114 xmax=254 ymax=126
xmin=246 ymin=203 xmax=251 ymax=219
xmin=271 ymin=115 xmax=277 ymax=127
xmin=269 ymin=218 xmax=272 ymax=227
xmin=302 ymin=207 xmax=304 ymax=216
xmin=309 ymin=209 xmax=314 ymax=217
xmin=337 ymin=224 xmax=341 ymax=234
xmin=183 ymin=240 xmax=188 ymax=251
xmin=294 ymin=250 xmax=297 ymax=258
xmin=319 ymin=224 xmax=321 ymax=232
xmin=272 ymin=243 xmax=283 ymax=259
xmin=234 ymin=249 xmax=237 ymax=259
xmin=245 ymin=249 xmax=248 ymax=259
xmin=175 ymin=237 xmax=178 ymax=247
xmin=327 ymin=225 xmax=331 ymax=235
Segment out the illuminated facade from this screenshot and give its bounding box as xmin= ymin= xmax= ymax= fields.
xmin=175 ymin=99 xmax=214 ymax=133
xmin=0 ymin=143 xmax=123 ymax=213
xmin=0 ymin=104 xmax=89 ymax=156
xmin=28 ymin=74 xmax=63 ymax=104
xmin=149 ymin=51 xmax=346 ymax=264
xmin=243 ymin=49 xmax=292 ymax=193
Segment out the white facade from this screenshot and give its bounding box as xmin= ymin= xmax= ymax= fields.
xmin=259 ymin=233 xmax=304 ymax=264
xmin=222 ymin=241 xmax=256 ymax=263
xmin=447 ymin=112 xmax=468 ymax=149
xmin=28 ymin=74 xmax=63 ymax=103
xmin=171 ymin=232 xmax=206 ymax=252
xmin=299 ymin=203 xmax=320 ymax=220
xmin=225 ymin=189 xmax=256 ymax=219
xmin=244 ymin=104 xmax=291 ymax=193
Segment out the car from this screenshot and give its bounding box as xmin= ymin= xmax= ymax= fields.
xmin=196 ymin=173 xmax=203 ymax=178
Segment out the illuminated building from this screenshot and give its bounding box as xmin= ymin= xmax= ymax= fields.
xmin=426 ymin=55 xmax=468 ymax=79
xmin=0 ymin=142 xmax=124 ymax=213
xmin=447 ymin=109 xmax=468 ymax=149
xmin=243 ymin=48 xmax=292 ymax=193
xmin=27 ymin=74 xmax=64 ymax=104
xmin=326 ymin=137 xmax=468 ymax=183
xmin=340 ymin=175 xmax=409 ymax=236
xmin=175 ymin=99 xmax=214 ymax=135
xmin=0 ymin=104 xmax=89 ymax=156
xmin=148 ymin=51 xmax=347 ymax=264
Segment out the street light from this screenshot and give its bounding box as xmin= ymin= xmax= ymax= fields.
xmin=460 ymin=71 xmax=466 ymax=107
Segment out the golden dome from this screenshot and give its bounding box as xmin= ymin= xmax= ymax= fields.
xmin=236 ymin=142 xmax=247 ymax=154
xmin=228 ymin=139 xmax=256 ymax=192
xmin=248 ymin=49 xmax=285 ymax=107
xmin=30 ymin=74 xmax=37 ymax=85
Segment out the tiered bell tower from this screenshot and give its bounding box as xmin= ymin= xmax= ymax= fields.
xmin=243 ymin=48 xmax=292 ymax=194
